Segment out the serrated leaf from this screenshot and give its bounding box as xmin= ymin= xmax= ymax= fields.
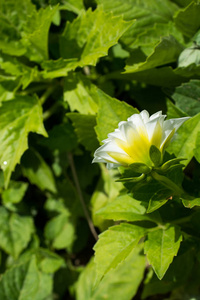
xmin=171 ymin=80 xmax=200 ymax=116
xmin=144 ymin=225 xmax=182 ymax=279
xmin=42 ymin=8 xmax=134 ymax=78
xmin=93 ymin=223 xmax=147 ymax=285
xmin=174 ymin=1 xmax=200 ymax=38
xmin=21 ymin=148 xmax=57 ymax=193
xmin=76 ymin=245 xmax=145 ymax=300
xmin=97 ymin=0 xmax=179 ymax=48
xmin=142 ymin=247 xmax=195 ymax=298
xmin=64 ymin=73 xmax=98 ymax=114
xmin=0 ymin=1 xmax=57 ymax=63
xmin=96 ymin=194 xmax=161 ymax=223
xmin=124 ymin=36 xmax=183 ymax=73
xmin=167 ymin=113 xmax=199 ymax=166
xmin=95 ymin=89 xmax=138 ymax=142
xmin=67 ymin=113 xmax=99 ymax=152
xmin=0 ymin=207 xmax=34 ymax=258
xmin=0 ymin=95 xmax=47 ymax=187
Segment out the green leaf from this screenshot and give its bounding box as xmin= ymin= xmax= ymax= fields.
xmin=0 ymin=256 xmax=40 ymax=300
xmin=0 ymin=1 xmax=58 ymax=62
xmin=76 ymin=245 xmax=145 ymax=300
xmin=147 ymin=189 xmax=172 ymax=213
xmin=93 ymin=223 xmax=147 ymax=285
xmin=21 ymin=148 xmax=57 ymax=193
xmin=97 ymin=0 xmax=179 ymax=48
xmin=167 ymin=113 xmax=199 ymax=166
xmin=124 ymin=36 xmax=183 ymax=73
xmin=182 ymin=197 xmax=200 ymax=208
xmin=42 ymin=8 xmax=134 ymax=78
xmin=129 ymin=163 xmax=152 ymax=174
xmin=194 ymin=131 xmax=200 ymax=163
xmin=0 ymin=255 xmax=53 ymax=300
xmin=142 ymin=246 xmax=195 ymax=298
xmin=21 ymin=5 xmax=58 ymax=63
xmin=171 ymin=80 xmax=200 ymax=116
xmin=40 ymin=123 xmax=77 ymax=153
xmin=96 ymin=194 xmax=160 ymax=223
xmin=0 ymin=95 xmax=47 ymax=188
xmin=149 ymin=145 xmax=162 ymax=167
xmin=95 ymin=89 xmax=138 ymax=142
xmin=61 ymin=0 xmax=85 ymax=15
xmin=91 ymin=165 xmax=123 ymax=231
xmin=2 ymin=181 xmax=28 ymax=209
xmin=67 ymin=113 xmax=99 ymax=152
xmin=174 ymin=1 xmax=200 ymax=38
xmin=64 ymin=73 xmax=98 ymax=114
xmin=0 ymin=207 xmax=34 ymax=258
xmin=144 ymin=225 xmax=182 ymax=279
xmin=44 ymin=211 xmax=75 ymax=251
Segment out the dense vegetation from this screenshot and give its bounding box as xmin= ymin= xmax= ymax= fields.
xmin=0 ymin=0 xmax=200 ymax=299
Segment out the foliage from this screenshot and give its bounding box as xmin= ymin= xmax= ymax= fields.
xmin=0 ymin=0 xmax=200 ymax=299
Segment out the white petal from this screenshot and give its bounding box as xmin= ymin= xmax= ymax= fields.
xmin=149 ymin=111 xmax=163 ymax=121
xmin=161 ymin=117 xmax=190 ymax=146
xmin=140 ymin=110 xmax=150 ymax=124
xmin=146 ymin=115 xmax=165 ymax=142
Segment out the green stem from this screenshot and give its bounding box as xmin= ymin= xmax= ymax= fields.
xmin=151 ymin=171 xmax=184 ymax=196
xmin=40 ymin=84 xmax=57 ymax=105
xmin=67 ymin=153 xmax=98 ymax=241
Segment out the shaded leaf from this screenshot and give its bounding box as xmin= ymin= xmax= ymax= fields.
xmin=174 ymin=1 xmax=200 ymax=38
xmin=144 ymin=225 xmax=182 ymax=279
xmin=67 ymin=113 xmax=99 ymax=152
xmin=0 ymin=207 xmax=34 ymax=258
xmin=21 ymin=148 xmax=57 ymax=193
xmin=171 ymin=79 xmax=200 ymax=116
xmin=167 ymin=113 xmax=199 ymax=165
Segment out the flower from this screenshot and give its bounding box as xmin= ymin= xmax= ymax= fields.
xmin=93 ymin=110 xmax=189 ymax=169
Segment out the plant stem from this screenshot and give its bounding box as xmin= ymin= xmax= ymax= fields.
xmin=151 ymin=171 xmax=184 ymax=196
xmin=67 ymin=152 xmax=98 ymax=241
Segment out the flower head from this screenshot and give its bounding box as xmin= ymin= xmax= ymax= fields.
xmin=93 ymin=110 xmax=189 ymax=169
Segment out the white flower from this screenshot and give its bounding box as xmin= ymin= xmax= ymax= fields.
xmin=93 ymin=110 xmax=189 ymax=169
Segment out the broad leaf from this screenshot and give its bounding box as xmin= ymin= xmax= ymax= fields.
xmin=67 ymin=113 xmax=99 ymax=152
xmin=64 ymin=73 xmax=98 ymax=114
xmin=167 ymin=113 xmax=200 ymax=165
xmin=124 ymin=36 xmax=183 ymax=73
xmin=174 ymin=1 xmax=200 ymax=38
xmin=0 ymin=255 xmax=53 ymax=300
xmin=171 ymin=79 xmax=200 ymax=116
xmin=0 ymin=95 xmax=47 ymax=187
xmin=95 ymin=89 xmax=138 ymax=142
xmin=42 ymin=8 xmax=134 ymax=78
xmin=21 ymin=148 xmax=57 ymax=193
xmin=76 ymin=245 xmax=145 ymax=300
xmin=96 ymin=194 xmax=160 ymax=223
xmin=44 ymin=211 xmax=75 ymax=251
xmin=93 ymin=223 xmax=147 ymax=284
xmin=0 ymin=207 xmax=34 ymax=258
xmin=97 ymin=0 xmax=179 ymax=48
xmin=144 ymin=225 xmax=182 ymax=279
xmin=2 ymin=181 xmax=28 ymax=210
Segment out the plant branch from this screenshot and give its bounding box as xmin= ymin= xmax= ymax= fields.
xmin=67 ymin=152 xmax=98 ymax=241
